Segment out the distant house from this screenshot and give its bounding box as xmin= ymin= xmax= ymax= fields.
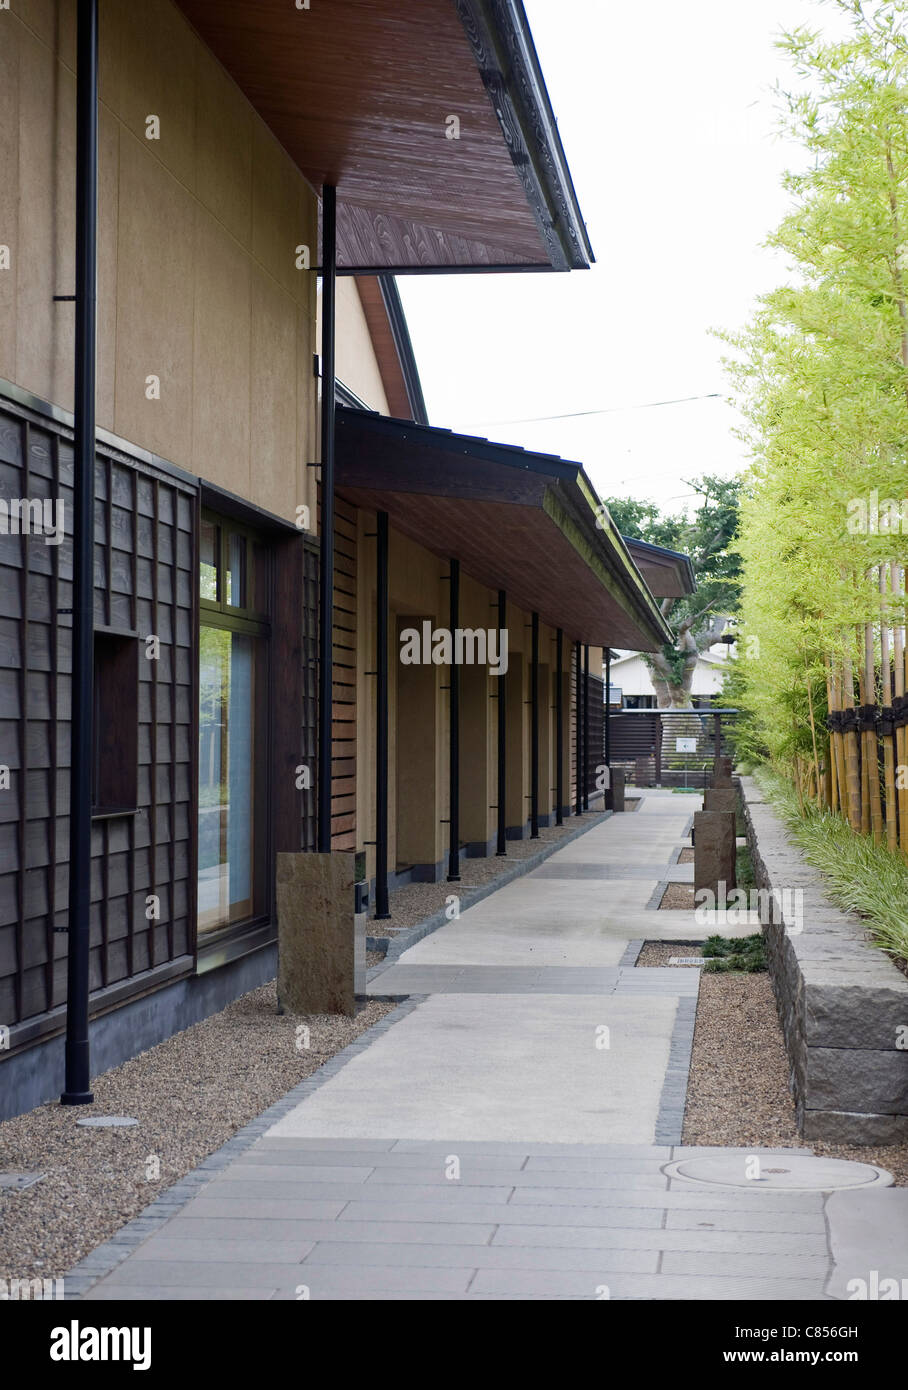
xmin=606 ymin=644 xmax=732 ymax=709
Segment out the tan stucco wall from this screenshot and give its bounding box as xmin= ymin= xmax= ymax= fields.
xmin=332 ymin=279 xmax=391 ymax=414
xmin=1 ymin=0 xmax=319 ymax=525
xmin=353 ymin=517 xmax=578 ymax=882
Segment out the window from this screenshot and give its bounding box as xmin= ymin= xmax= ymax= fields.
xmin=93 ymin=631 xmax=139 ymax=814
xmin=197 ymin=513 xmax=270 ymax=937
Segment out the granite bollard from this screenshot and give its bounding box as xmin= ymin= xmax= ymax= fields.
xmin=703 ymin=786 xmax=737 ymax=816
xmin=277 ymin=850 xmax=356 ymax=1016
xmin=694 ymin=810 xmax=737 ymax=896
xmin=606 ymin=766 xmax=626 ymax=811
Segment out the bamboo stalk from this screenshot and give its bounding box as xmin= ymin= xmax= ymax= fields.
xmin=805 ymin=655 xmax=821 ymax=804
xmin=842 ymin=646 xmax=863 ymax=832
xmin=863 ymin=615 xmax=883 ymax=840
xmin=881 ymin=564 xmax=898 ymax=851
xmin=825 ymin=656 xmax=840 ymax=813
xmin=895 ymin=565 xmax=908 ymax=856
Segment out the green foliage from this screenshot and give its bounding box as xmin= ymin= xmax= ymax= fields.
xmin=721 ymin=0 xmax=908 ymax=763
xmin=701 ymin=933 xmax=767 ymax=973
xmin=761 ymin=767 xmax=908 ymax=960
xmin=605 ymin=475 xmax=742 ymax=705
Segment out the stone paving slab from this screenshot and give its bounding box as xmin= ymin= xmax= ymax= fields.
xmin=367 ymin=964 xmax=699 ymax=997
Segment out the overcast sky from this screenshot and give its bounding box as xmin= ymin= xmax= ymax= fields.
xmin=398 ymin=0 xmax=848 ymax=515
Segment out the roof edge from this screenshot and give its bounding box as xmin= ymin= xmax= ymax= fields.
xmin=454 ymin=0 xmax=594 ymax=271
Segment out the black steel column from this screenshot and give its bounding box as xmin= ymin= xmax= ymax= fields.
xmin=62 ymin=0 xmax=99 ymax=1106
xmin=374 ymin=511 xmax=390 ymax=918
xmin=555 ymin=628 xmax=563 ymax=825
xmin=447 ymin=559 xmax=460 ymax=881
xmin=530 ymin=611 xmax=539 ymax=837
xmin=605 ymin=648 xmax=612 ymax=766
xmin=582 ymin=644 xmax=590 ymax=811
xmin=496 ymin=590 xmax=506 ymax=855
xmin=574 ymin=641 xmax=582 ymax=816
xmin=317 ymin=184 xmax=337 ymax=853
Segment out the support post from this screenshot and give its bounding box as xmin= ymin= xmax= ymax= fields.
xmin=447 ymin=558 xmax=460 ymax=881
xmin=582 ymin=643 xmax=590 ymax=811
xmin=62 ymin=0 xmax=99 ymax=1107
xmin=496 ymin=590 xmax=507 ymax=855
xmin=604 ymin=648 xmax=612 ymax=767
xmin=555 ymin=628 xmax=563 ymax=825
xmin=317 ymin=184 xmax=337 ymax=853
xmin=575 ymin=642 xmax=582 ymax=816
xmin=530 ymin=611 xmax=539 ymax=837
xmin=374 ymin=511 xmax=390 ymax=918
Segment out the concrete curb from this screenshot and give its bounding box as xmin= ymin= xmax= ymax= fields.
xmin=654 ymin=993 xmax=699 ymax=1145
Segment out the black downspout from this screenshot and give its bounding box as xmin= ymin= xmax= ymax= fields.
xmin=555 ymin=628 xmax=563 ymax=825
xmin=583 ymin=644 xmax=590 ymax=811
xmin=530 ymin=611 xmax=539 ymax=837
xmin=605 ymin=649 xmax=612 ymax=768
xmin=61 ymin=0 xmax=98 ymax=1107
xmin=374 ymin=511 xmax=390 ymax=918
xmin=317 ymin=184 xmax=336 ymax=854
xmin=496 ymin=589 xmax=506 ymax=855
xmin=574 ymin=641 xmax=582 ymax=816
xmin=447 ymin=559 xmax=460 ymax=881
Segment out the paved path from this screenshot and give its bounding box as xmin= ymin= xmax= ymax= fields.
xmin=71 ymin=792 xmax=902 ymax=1301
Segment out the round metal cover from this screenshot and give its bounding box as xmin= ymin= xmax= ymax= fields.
xmin=663 ymin=1153 xmax=892 ymax=1192
xmin=75 ymin=1116 xmax=138 ymax=1128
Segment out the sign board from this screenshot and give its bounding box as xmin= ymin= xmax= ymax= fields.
xmin=675 ymin=737 xmax=697 ymax=753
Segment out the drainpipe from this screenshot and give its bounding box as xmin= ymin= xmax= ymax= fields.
xmin=583 ymin=644 xmax=590 ymax=811
xmin=61 ymin=0 xmax=99 ymax=1107
xmin=317 ymin=184 xmax=336 ymax=854
xmin=447 ymin=559 xmax=460 ymax=881
xmin=605 ymin=648 xmax=612 ymax=766
xmin=574 ymin=642 xmax=582 ymax=816
xmin=555 ymin=628 xmax=563 ymax=825
xmin=496 ymin=589 xmax=506 ymax=855
xmin=530 ymin=611 xmax=539 ymax=837
xmin=374 ymin=511 xmax=390 ymax=918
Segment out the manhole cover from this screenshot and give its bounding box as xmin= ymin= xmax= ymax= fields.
xmin=76 ymin=1116 xmax=138 ymax=1129
xmin=663 ymin=1154 xmax=893 ymax=1192
xmin=0 ymin=1172 xmax=45 ymax=1191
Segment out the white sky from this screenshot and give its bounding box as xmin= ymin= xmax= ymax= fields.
xmin=398 ymin=0 xmax=849 ymax=516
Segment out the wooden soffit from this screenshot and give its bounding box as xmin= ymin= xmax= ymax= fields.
xmin=175 ymin=0 xmax=592 ymax=272
xmin=335 ymin=410 xmax=671 ymax=650
xmin=622 ymin=539 xmax=697 ymax=599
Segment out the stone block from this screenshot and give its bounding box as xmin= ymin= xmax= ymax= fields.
xmin=703 ymin=787 xmax=737 ymax=815
xmin=606 ymin=767 xmax=626 ymax=812
xmin=277 ymin=851 xmax=355 ymax=1016
xmin=693 ymin=810 xmax=736 ymax=895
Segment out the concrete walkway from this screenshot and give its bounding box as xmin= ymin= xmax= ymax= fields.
xmin=71 ymin=791 xmax=902 ymax=1301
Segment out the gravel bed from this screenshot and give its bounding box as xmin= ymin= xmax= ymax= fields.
xmin=683 ymin=971 xmax=908 ymax=1185
xmin=637 ymin=942 xmax=704 ymax=966
xmin=373 ymin=812 xmax=605 ymax=935
xmin=658 ymin=882 xmax=696 ymax=909
xmin=677 ymin=847 xmax=694 ymax=864
xmin=366 ymin=948 xmax=386 ymax=968
xmin=0 ymin=985 xmax=394 ymax=1280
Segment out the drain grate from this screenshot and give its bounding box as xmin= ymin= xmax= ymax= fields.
xmin=663 ymin=1153 xmax=893 ymax=1192
xmin=0 ymin=1172 xmax=46 ymax=1191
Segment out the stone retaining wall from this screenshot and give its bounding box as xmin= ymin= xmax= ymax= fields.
xmin=740 ymin=776 xmax=908 ymax=1144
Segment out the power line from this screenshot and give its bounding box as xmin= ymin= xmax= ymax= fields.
xmin=464 ymin=393 xmax=723 ymax=428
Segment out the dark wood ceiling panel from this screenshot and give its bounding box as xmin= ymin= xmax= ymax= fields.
xmin=176 ymin=0 xmax=555 ymax=269
xmin=337 ymin=487 xmax=657 ymax=649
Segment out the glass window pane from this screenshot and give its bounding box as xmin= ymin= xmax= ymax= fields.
xmin=226 ymin=532 xmax=247 ymax=608
xmin=197 ymin=627 xmax=257 ymax=933
xmin=200 ymin=520 xmax=219 ymax=601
